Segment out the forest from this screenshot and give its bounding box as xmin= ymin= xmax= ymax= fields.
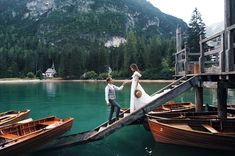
xmin=0 ymin=1 xmax=205 ymax=80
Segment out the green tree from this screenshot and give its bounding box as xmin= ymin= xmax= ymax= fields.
xmin=187 ymin=8 xmax=206 ymax=55
xmin=124 ymin=32 xmax=137 ymax=70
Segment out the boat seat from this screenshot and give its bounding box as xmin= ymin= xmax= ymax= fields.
xmin=202 ymin=124 xmax=218 ymax=133
xmin=170 ymin=124 xmax=193 ymax=130
xmin=0 ymin=133 xmax=19 ymax=139
xmin=39 ymin=121 xmax=58 ymax=126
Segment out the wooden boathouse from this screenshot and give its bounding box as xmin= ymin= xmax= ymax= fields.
xmin=43 ymin=0 xmax=235 ymax=150
xmin=175 ymin=0 xmax=235 ymax=119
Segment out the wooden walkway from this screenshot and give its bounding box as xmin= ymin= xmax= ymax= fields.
xmin=43 ymin=75 xmax=198 ymax=150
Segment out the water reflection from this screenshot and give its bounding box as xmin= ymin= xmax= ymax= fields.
xmin=228 ymin=89 xmax=235 ymax=105
xmin=43 ymin=82 xmax=56 ymax=97
xmin=207 ymin=88 xmax=235 ymax=106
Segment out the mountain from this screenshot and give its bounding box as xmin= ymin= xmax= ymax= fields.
xmin=0 ymin=0 xmax=187 ymax=46
xmin=206 ymin=21 xmax=224 ymax=36
xmin=0 ymin=0 xmax=188 ymax=78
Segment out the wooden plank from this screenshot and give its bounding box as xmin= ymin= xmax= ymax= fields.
xmin=170 ymin=124 xmax=193 ymax=131
xmin=0 ymin=133 xmax=19 ymax=139
xmin=204 ymin=60 xmax=219 ymax=64
xmin=188 ymin=53 xmax=200 ymax=56
xmin=202 ymin=124 xmax=218 ymax=133
xmin=227 ymin=23 xmax=235 ymax=31
xmin=188 ymin=61 xmax=199 ymax=64
xmin=178 ymin=60 xmax=185 ymax=63
xmin=39 ymin=121 xmax=58 ymax=126
xmin=204 ymin=48 xmax=222 ymax=56
xmin=175 ymin=49 xmax=186 ymax=55
xmin=200 ymin=31 xmax=224 ymax=43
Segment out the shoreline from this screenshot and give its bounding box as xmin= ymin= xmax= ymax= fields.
xmin=0 ymin=78 xmax=174 ymax=83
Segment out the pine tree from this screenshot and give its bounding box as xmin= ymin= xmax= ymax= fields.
xmin=187 ymin=8 xmax=206 ymax=56
xmin=124 ymin=32 xmax=137 ymax=70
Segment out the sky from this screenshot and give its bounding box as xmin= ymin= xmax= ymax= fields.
xmin=147 ymin=0 xmax=224 ymax=26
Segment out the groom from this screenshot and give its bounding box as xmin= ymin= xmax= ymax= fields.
xmin=105 ymin=77 xmax=126 ymax=124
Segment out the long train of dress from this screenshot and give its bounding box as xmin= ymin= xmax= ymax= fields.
xmin=130 ymin=71 xmax=170 ymax=112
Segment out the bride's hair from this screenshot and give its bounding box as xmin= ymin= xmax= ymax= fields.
xmin=130 ymin=63 xmax=139 ymax=72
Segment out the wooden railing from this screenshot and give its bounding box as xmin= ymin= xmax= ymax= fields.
xmin=175 ymin=48 xmax=187 ymax=76
xmin=175 ymin=45 xmax=200 ymax=76
xmin=175 ymin=24 xmax=235 ymax=75
xmin=199 ymin=31 xmax=225 ymax=73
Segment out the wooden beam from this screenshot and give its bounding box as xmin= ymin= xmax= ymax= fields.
xmin=204 ymin=48 xmax=222 ymax=56
xmin=225 ymin=0 xmax=235 ymax=72
xmin=220 ymin=33 xmax=225 ymax=72
xmin=184 ymin=45 xmax=189 ymax=74
xmin=217 ymin=81 xmax=227 ymax=120
xmin=224 ymin=0 xmax=231 ymax=28
xmin=200 ymin=31 xmax=224 ymax=43
xmin=223 ymin=81 xmax=235 ymax=88
xmin=176 ymin=26 xmax=182 ymax=52
xmin=199 ymin=35 xmax=205 ymax=73
xmin=195 ymin=87 xmax=203 ymax=112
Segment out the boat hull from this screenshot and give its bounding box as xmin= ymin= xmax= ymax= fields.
xmin=0 ymin=110 xmax=30 ymax=126
xmin=0 ymin=117 xmax=73 ymax=155
xmin=148 ymin=119 xmax=235 ymax=151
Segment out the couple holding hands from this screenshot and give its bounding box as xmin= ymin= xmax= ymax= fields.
xmin=105 ymin=63 xmax=153 ymax=124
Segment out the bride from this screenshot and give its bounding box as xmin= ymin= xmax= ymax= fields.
xmin=129 ymin=64 xmax=154 ymax=112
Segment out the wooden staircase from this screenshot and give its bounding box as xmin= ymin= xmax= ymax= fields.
xmin=44 ymin=75 xmax=198 ymax=150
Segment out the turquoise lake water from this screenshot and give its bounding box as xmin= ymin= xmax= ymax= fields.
xmin=0 ymin=82 xmax=234 ymax=156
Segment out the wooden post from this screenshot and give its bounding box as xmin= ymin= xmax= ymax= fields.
xmin=224 ymin=0 xmax=235 ymax=72
xmin=175 ymin=27 xmax=182 ymax=76
xmin=220 ymin=33 xmax=225 ymax=72
xmin=184 ymin=44 xmax=189 ymax=74
xmin=195 ymin=87 xmax=203 ymax=112
xmin=175 ymin=54 xmax=179 ymax=75
xmin=199 ymin=35 xmax=204 ymax=73
xmin=176 ymin=26 xmax=182 ymax=52
xmin=225 ymin=0 xmax=235 ymax=28
xmin=217 ymin=81 xmax=227 ymax=120
xmin=194 ymin=77 xmax=203 ymax=112
xmin=225 ymin=31 xmax=232 ymax=72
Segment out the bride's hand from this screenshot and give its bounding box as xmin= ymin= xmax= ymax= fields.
xmin=122 ymin=80 xmax=129 ymax=85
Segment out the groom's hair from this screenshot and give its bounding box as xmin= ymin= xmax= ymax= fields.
xmin=106 ymin=77 xmax=112 ymax=83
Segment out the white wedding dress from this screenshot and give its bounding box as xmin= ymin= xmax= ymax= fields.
xmin=130 ymin=71 xmax=154 ymax=112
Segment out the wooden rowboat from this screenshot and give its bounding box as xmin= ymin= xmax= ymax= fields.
xmin=0 ymin=116 xmax=73 ymax=155
xmin=0 ymin=110 xmax=30 ymax=126
xmin=121 ymin=102 xmax=195 ymax=126
xmin=120 ymin=102 xmax=195 ymax=114
xmin=147 ymin=111 xmax=235 ymax=151
xmin=149 ymin=102 xmax=195 ymax=114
